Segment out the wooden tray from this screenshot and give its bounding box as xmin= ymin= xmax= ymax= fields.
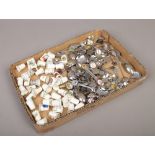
xmin=10 ymin=29 xmax=147 ymax=132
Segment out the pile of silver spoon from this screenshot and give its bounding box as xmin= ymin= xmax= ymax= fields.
xmin=63 ymin=35 xmax=141 ymax=104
